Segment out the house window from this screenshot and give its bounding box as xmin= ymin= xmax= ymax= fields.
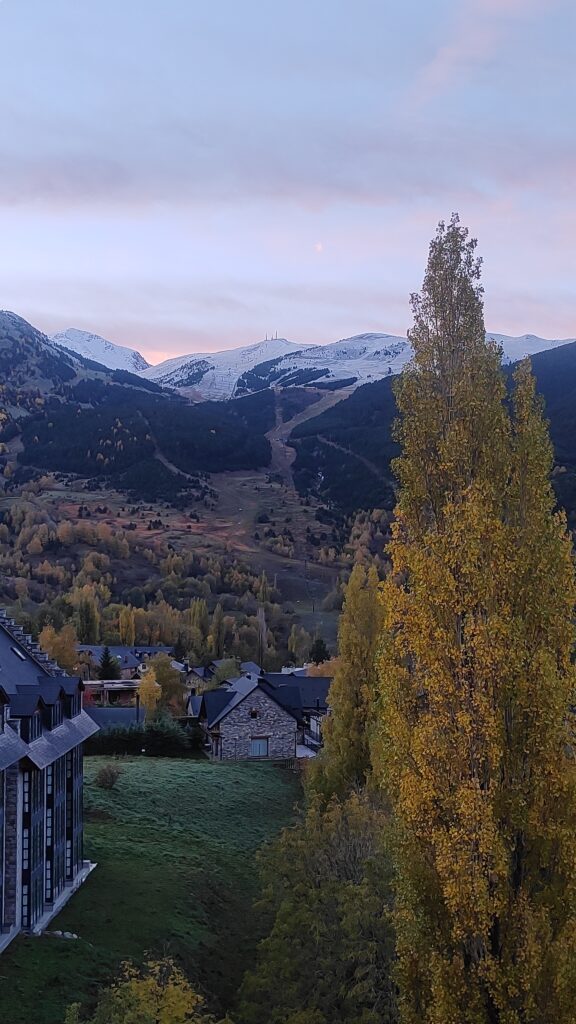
xmin=250 ymin=737 xmax=269 ymax=758
xmin=250 ymin=709 xmax=259 ymax=719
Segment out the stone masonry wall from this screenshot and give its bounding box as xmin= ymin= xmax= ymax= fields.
xmin=3 ymin=765 xmax=20 ymax=930
xmin=218 ymin=689 xmax=296 ymax=760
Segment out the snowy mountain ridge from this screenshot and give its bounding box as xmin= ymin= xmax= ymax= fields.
xmin=50 ymin=328 xmax=150 ymax=373
xmin=140 ymin=337 xmax=302 ymax=398
xmin=141 ymin=330 xmax=576 ymax=399
xmin=43 ymin=324 xmax=576 ymax=399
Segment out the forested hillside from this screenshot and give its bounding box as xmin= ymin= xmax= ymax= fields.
xmin=290 ymin=341 xmax=576 ymax=523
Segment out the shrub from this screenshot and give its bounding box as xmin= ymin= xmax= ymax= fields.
xmin=95 ymin=763 xmax=122 ymax=790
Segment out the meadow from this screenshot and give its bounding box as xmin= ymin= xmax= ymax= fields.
xmin=0 ymin=757 xmax=301 ymax=1024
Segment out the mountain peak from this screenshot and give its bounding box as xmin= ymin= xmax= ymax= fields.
xmin=50 ymin=328 xmax=150 ymax=373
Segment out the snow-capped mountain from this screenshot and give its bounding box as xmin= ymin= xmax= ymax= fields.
xmin=140 ymin=329 xmax=576 ymax=400
xmin=50 ymin=328 xmax=150 ymax=373
xmin=234 ymin=333 xmax=410 ymax=394
xmin=141 ymin=337 xmax=301 ymax=398
xmin=488 ymin=333 xmax=575 ymax=363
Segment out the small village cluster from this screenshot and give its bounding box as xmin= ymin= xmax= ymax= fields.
xmin=79 ymin=643 xmax=332 ymax=762
xmin=0 ymin=615 xmax=332 ymax=954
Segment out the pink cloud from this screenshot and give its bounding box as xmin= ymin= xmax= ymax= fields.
xmin=409 ymin=0 xmax=557 ymax=107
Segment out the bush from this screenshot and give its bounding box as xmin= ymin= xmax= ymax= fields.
xmin=95 ymin=763 xmax=122 ymax=790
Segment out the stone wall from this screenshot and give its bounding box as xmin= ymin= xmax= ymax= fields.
xmin=3 ymin=765 xmax=20 ymax=931
xmin=218 ymin=689 xmax=296 ymax=760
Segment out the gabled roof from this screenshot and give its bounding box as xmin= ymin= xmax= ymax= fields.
xmin=263 ymin=673 xmax=332 ymax=712
xmin=0 ymin=611 xmax=94 ymax=770
xmin=76 ymin=645 xmax=172 ymax=666
xmin=26 ymin=712 xmax=99 ymax=769
xmin=201 ymin=676 xmax=301 ymax=729
xmin=202 ymin=687 xmax=237 ymax=728
xmin=241 ymin=661 xmax=262 ymax=675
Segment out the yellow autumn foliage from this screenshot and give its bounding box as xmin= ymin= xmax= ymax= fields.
xmin=375 ymin=217 xmax=576 ymax=1023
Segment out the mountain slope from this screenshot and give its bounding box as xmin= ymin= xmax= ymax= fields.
xmin=142 ymin=330 xmax=576 ymax=400
xmin=289 ymin=338 xmax=576 ymax=519
xmin=141 ymin=338 xmax=301 ymax=398
xmin=0 ymin=311 xmax=81 ymax=391
xmin=50 ymin=328 xmax=150 ymax=373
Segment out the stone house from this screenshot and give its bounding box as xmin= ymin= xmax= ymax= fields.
xmin=199 ymin=677 xmax=297 ymax=760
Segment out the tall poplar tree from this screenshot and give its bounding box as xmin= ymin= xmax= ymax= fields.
xmin=310 ymin=564 xmax=383 ymax=800
xmin=376 ymin=215 xmax=576 ymax=1023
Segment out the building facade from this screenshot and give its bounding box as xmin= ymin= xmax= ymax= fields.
xmin=0 ymin=612 xmax=98 ymax=953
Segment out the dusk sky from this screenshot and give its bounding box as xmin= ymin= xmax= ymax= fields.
xmin=1 ymin=0 xmax=575 ymax=364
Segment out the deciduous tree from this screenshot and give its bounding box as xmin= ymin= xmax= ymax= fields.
xmin=376 ymin=215 xmax=576 ymax=1024
xmin=39 ymin=622 xmax=78 ymax=674
xmin=119 ymin=605 xmax=135 ymax=646
xmin=309 ymin=564 xmax=383 ymax=801
xmin=139 ymin=666 xmax=161 ymax=715
xmin=64 ymin=956 xmax=224 ymax=1023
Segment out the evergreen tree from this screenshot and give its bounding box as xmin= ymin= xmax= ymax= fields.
xmin=99 ymin=646 xmax=121 ymax=680
xmin=309 ymin=635 xmax=329 ymax=665
xmin=309 ymin=564 xmax=383 ymax=800
xmin=376 ymin=215 xmax=576 ymax=1023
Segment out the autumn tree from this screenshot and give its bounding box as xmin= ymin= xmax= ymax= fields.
xmin=39 ymin=623 xmax=79 ymax=674
xmin=376 ymin=215 xmax=576 ymax=1024
xmin=209 ymin=603 xmax=226 ymax=658
xmin=211 ymin=658 xmax=241 ymax=687
xmin=287 ymin=624 xmax=311 ymax=665
xmin=77 ymin=595 xmax=100 ymax=644
xmin=150 ymin=653 xmax=185 ymax=712
xmin=189 ymin=597 xmax=210 ymax=639
xmin=139 ymin=666 xmax=161 ymax=715
xmin=64 ymin=956 xmax=224 ymax=1023
xmin=309 ymin=564 xmax=383 ymax=801
xmin=119 ymin=605 xmax=135 ymax=646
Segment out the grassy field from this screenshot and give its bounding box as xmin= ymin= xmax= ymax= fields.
xmin=0 ymin=757 xmax=301 ymax=1024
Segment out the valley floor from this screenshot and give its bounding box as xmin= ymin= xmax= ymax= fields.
xmin=0 ymin=756 xmax=301 ymax=1024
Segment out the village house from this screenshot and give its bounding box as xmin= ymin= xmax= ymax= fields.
xmin=76 ymin=644 xmax=173 ymax=681
xmin=0 ymin=612 xmax=98 ymax=953
xmin=191 ymin=671 xmax=332 ymax=761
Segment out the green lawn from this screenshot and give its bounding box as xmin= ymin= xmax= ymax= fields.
xmin=0 ymin=757 xmax=301 ymax=1024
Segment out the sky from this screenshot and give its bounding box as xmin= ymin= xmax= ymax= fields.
xmin=0 ymin=0 xmax=575 ymax=364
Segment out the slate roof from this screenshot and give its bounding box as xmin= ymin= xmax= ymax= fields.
xmin=0 ymin=726 xmax=29 ymax=771
xmin=76 ymin=645 xmax=172 ymax=668
xmin=0 ymin=611 xmax=97 ymax=770
xmin=26 ymin=713 xmax=99 ymax=769
xmin=202 ymin=688 xmax=237 ymax=728
xmin=263 ymin=673 xmax=332 ymax=712
xmin=240 ymin=661 xmax=262 ymax=675
xmin=200 ymin=676 xmax=302 ymax=729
